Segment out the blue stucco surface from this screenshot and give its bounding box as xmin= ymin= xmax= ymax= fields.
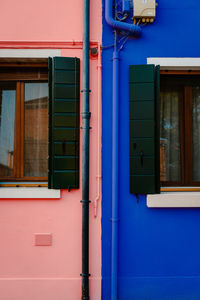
xmin=102 ymin=0 xmax=200 ymax=299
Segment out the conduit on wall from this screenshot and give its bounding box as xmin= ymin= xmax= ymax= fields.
xmin=81 ymin=0 xmax=90 ymax=298
xmin=94 ymin=42 xmax=102 ymax=218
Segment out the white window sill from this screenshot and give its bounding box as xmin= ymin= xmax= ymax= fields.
xmin=0 ymin=188 xmax=61 ymax=199
xmin=147 ymin=192 xmax=200 ymax=208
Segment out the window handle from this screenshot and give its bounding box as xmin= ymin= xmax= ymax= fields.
xmin=140 ymin=151 xmax=144 ymax=167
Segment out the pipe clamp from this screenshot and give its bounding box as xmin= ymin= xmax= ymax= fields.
xmin=81 ymin=112 xmax=91 ymax=119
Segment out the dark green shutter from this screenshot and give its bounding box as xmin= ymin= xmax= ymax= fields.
xmin=48 ymin=57 xmax=80 ymax=189
xmin=129 ymin=64 xmax=160 ymax=194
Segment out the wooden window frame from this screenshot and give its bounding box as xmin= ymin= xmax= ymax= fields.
xmin=0 ymin=59 xmax=48 ymax=186
xmin=160 ymin=70 xmax=200 ymax=188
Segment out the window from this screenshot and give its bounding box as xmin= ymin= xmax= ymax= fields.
xmin=0 ymin=57 xmax=80 ymax=189
xmin=129 ymin=65 xmax=200 ymax=195
xmin=160 ymin=72 xmax=200 ymax=187
xmin=0 ymin=59 xmax=48 ymax=185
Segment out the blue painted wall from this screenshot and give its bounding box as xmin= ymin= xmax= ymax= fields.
xmin=102 ymin=1 xmax=200 ymax=299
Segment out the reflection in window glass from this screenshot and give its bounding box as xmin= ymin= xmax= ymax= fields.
xmin=24 ymin=83 xmax=48 ymax=177
xmin=0 ymin=82 xmax=16 ymax=177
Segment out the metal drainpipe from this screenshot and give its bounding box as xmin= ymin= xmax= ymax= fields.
xmin=105 ymin=0 xmax=141 ymax=299
xmin=81 ymin=0 xmax=90 ymax=297
xmin=105 ymin=0 xmax=141 ymax=35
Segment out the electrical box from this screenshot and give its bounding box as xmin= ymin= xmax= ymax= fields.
xmin=133 ymin=0 xmax=156 ymax=22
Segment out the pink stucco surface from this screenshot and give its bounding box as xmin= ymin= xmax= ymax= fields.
xmin=0 ymin=0 xmax=101 ymax=42
xmin=0 ymin=0 xmax=102 ymax=299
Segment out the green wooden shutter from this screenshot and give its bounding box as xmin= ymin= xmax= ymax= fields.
xmin=48 ymin=57 xmax=80 ymax=189
xmin=129 ymin=64 xmax=160 ymax=194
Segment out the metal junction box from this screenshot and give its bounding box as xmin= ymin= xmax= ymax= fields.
xmin=133 ymin=0 xmax=156 ymax=21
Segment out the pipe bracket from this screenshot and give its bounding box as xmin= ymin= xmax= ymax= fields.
xmin=80 ymin=200 xmax=91 ymax=203
xmin=80 ymin=126 xmax=92 ymax=129
xmin=81 ymin=112 xmax=91 ymax=119
xmin=110 ymin=218 xmax=119 ymax=222
xmin=80 ymin=273 xmax=91 ymax=277
xmin=81 ymin=89 xmax=91 ymax=93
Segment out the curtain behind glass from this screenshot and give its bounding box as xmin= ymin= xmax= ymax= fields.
xmin=160 ymin=89 xmax=180 ymax=182
xmin=24 ymin=83 xmax=48 ymax=177
xmin=192 ymin=86 xmax=200 ymax=181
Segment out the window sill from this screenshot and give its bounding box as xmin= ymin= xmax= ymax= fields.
xmin=0 ymin=187 xmax=61 ymax=199
xmin=147 ymin=190 xmax=200 ymax=208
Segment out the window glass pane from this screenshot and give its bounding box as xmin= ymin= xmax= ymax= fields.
xmin=192 ymin=86 xmax=200 ymax=181
xmin=24 ymin=83 xmax=48 ymax=177
xmin=160 ymin=89 xmax=181 ymax=182
xmin=0 ymin=82 xmax=16 ymax=177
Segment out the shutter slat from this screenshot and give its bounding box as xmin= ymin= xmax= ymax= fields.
xmin=130 ymin=175 xmax=156 ymax=194
xmin=53 ymin=128 xmax=78 ymax=141
xmin=54 ymin=85 xmax=77 ymax=99
xmin=54 ymin=101 xmax=77 ymax=113
xmin=130 ymin=139 xmax=155 ymax=156
xmin=55 ymin=58 xmax=77 ymax=70
xmin=53 ymin=171 xmax=78 ymax=189
xmin=55 ymin=71 xmax=76 ymax=84
xmin=130 ymin=157 xmax=155 ymax=174
xmin=54 ymin=142 xmax=78 ymax=156
xmin=48 ymin=57 xmax=80 ymax=189
xmin=129 ymin=83 xmax=154 ymax=101
xmin=129 ymin=64 xmax=160 ymax=194
xmin=130 ymin=101 xmax=154 ymax=120
xmin=130 ymin=120 xmax=155 ymax=138
xmin=129 ymin=65 xmax=155 ymax=83
xmin=54 ymin=114 xmax=76 ymax=127
xmin=54 ymin=157 xmax=77 ymax=170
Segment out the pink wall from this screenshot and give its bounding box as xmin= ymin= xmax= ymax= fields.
xmin=0 ymin=0 xmax=101 ymax=42
xmin=0 ymin=0 xmax=102 ymax=299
